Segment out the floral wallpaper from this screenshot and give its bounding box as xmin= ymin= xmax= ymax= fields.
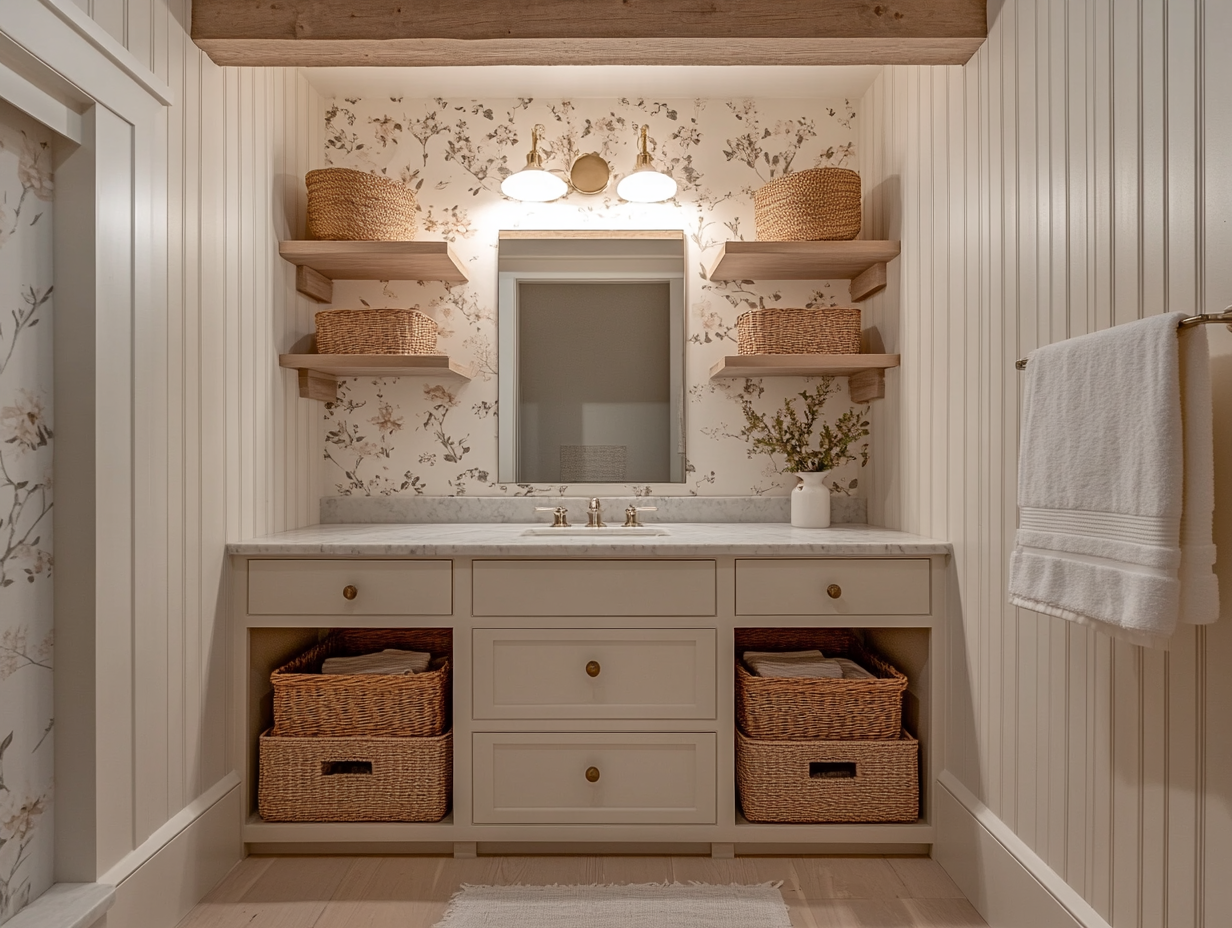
xmin=320 ymin=94 xmax=870 ymax=499
xmin=0 ymin=115 xmax=54 ymax=923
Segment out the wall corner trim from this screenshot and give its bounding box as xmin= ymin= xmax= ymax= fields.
xmin=31 ymin=0 xmax=173 ymax=106
xmin=98 ymin=771 xmax=240 ymax=887
xmin=936 ymin=770 xmax=1113 ymax=928
xmin=3 ymin=883 xmax=115 ymax=928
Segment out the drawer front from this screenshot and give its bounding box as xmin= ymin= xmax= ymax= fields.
xmin=247 ymin=559 xmax=453 ymax=616
xmin=735 ymin=558 xmax=930 ymax=616
xmin=473 ymin=628 xmax=717 ymax=720
xmin=471 ymin=560 xmax=716 ymax=617
xmin=472 ymin=732 xmax=717 ymax=824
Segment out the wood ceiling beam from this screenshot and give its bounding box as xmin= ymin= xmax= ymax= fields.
xmin=192 ymin=1 xmax=987 ymax=67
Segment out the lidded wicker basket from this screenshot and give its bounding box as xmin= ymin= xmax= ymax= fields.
xmin=305 ymin=167 xmax=418 ymax=241
xmin=315 ymin=308 xmax=438 ymax=355
xmin=270 ymin=628 xmax=451 ymax=738
xmin=735 ymin=628 xmax=908 ymax=741
xmin=736 ymin=307 xmax=861 ymax=355
xmin=753 ymin=167 xmax=862 ymax=241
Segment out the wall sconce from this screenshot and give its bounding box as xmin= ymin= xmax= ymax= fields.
xmin=500 ymin=124 xmax=568 ymax=202
xmin=616 ymin=125 xmax=677 ymax=203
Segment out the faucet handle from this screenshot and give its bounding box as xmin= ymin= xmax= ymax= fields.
xmin=535 ymin=506 xmax=569 ymax=527
xmin=623 ymin=505 xmax=658 ymax=527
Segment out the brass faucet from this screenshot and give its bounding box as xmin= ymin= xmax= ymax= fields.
xmin=534 ymin=506 xmax=570 ymax=527
xmin=623 ymin=505 xmax=658 ymax=527
xmin=586 ymin=498 xmax=605 ymax=528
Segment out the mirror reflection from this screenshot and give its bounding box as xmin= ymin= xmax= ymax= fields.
xmin=497 ymin=233 xmax=686 ymax=484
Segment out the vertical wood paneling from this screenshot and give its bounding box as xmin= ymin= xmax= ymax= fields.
xmin=68 ymin=0 xmax=323 ymax=875
xmin=860 ymin=1 xmax=1232 ymax=925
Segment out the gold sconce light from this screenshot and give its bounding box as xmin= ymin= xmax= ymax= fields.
xmin=500 ymin=122 xmax=676 ymax=203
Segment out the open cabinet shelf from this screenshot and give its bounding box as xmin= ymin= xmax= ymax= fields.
xmin=705 ymin=240 xmax=901 ymax=302
xmin=710 ymin=353 xmax=900 ymax=402
xmin=279 ymin=240 xmax=469 ymax=303
xmin=279 ymin=351 xmax=473 ymax=401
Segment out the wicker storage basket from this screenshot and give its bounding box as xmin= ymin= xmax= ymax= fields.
xmin=737 ymin=728 xmax=918 ymax=823
xmin=753 ymin=167 xmax=862 ymax=241
xmin=305 ymin=167 xmax=418 ymax=241
xmin=271 ymin=628 xmax=451 ymax=738
xmin=735 ymin=628 xmax=907 ymax=741
xmin=258 ymin=728 xmax=451 ymax=822
xmin=736 ymin=307 xmax=861 ymax=355
xmin=314 ymin=308 xmax=438 ymax=355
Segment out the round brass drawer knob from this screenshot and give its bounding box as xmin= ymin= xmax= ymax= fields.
xmin=342 ymin=585 xmax=358 ymax=601
xmin=586 ymin=660 xmax=601 ymax=678
xmin=585 ymin=766 xmax=601 ymax=783
xmin=827 ymin=584 xmax=842 ymax=599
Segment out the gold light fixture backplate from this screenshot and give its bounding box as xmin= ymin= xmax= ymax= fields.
xmin=569 ymin=152 xmax=611 ymax=195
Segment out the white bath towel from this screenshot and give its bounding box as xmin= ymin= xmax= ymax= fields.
xmin=1008 ymin=312 xmax=1219 ymax=647
xmin=321 ymin=649 xmax=432 ymax=675
xmin=743 ymin=650 xmax=843 ymax=679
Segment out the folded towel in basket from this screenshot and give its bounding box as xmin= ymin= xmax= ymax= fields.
xmin=321 ymin=649 xmax=432 ymax=676
xmin=743 ymin=650 xmax=841 ymax=679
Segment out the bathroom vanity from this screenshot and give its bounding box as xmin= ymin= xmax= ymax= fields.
xmin=229 ymin=520 xmax=949 ymax=857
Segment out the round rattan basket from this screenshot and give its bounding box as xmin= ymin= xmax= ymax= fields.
xmin=315 ymin=308 xmax=438 ymax=355
xmin=736 ymin=307 xmax=861 ymax=355
xmin=305 ymin=167 xmax=418 ymax=241
xmin=753 ymin=167 xmax=862 ymax=241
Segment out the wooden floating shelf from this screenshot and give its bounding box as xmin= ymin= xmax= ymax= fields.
xmin=279 ymin=240 xmax=469 ymax=304
xmin=710 ymin=353 xmax=900 ymax=403
xmin=705 ymin=240 xmax=901 ymax=302
xmin=279 ymin=353 xmax=474 ymax=402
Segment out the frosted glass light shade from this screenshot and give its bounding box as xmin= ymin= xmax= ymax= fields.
xmin=617 ymin=168 xmax=678 ymax=203
xmin=500 ymin=167 xmax=567 ymax=202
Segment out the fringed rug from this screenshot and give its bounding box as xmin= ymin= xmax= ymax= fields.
xmin=432 ymin=882 xmax=792 ymax=928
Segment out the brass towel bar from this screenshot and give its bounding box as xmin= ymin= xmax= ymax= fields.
xmin=1014 ymin=308 xmax=1232 ymax=370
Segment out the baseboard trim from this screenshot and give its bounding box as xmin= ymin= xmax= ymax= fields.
xmin=4 ymin=883 xmax=114 ymax=928
xmin=936 ymin=770 xmax=1112 ymax=928
xmin=99 ymin=771 xmax=239 ymax=886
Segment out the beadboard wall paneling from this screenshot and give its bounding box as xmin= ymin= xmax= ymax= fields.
xmin=62 ymin=0 xmax=324 ymax=875
xmin=858 ymin=1 xmax=1232 ymax=925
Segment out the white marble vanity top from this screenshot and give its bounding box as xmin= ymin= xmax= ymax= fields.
xmin=228 ymin=522 xmax=950 ymax=557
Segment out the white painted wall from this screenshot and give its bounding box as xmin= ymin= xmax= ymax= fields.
xmin=859 ymin=1 xmax=1232 ymax=925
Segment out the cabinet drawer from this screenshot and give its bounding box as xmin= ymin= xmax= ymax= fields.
xmin=473 ymin=628 xmax=716 ymax=720
xmin=472 ymin=732 xmax=716 ymax=824
xmin=471 ymin=560 xmax=716 ymax=617
xmin=735 ymin=558 xmax=930 ymax=616
xmin=247 ymin=559 xmax=453 ymax=616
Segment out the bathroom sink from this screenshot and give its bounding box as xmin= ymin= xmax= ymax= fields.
xmin=521 ymin=526 xmax=670 ymax=537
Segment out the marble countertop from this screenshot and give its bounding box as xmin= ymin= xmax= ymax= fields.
xmin=227 ymin=522 xmax=950 ymax=557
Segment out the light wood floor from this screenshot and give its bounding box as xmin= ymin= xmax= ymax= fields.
xmin=176 ymin=855 xmax=988 ymax=927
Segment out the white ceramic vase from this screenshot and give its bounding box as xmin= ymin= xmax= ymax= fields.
xmin=790 ymin=471 xmax=832 ymax=528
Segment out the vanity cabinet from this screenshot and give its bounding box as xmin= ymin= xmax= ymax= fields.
xmin=231 ymin=539 xmax=947 ymax=856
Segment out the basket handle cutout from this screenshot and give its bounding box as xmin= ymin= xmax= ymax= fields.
xmin=809 ymin=762 xmax=857 ymax=779
xmin=322 ymin=760 xmax=373 ymax=776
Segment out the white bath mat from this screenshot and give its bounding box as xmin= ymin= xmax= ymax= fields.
xmin=433 ymin=881 xmax=792 ymax=928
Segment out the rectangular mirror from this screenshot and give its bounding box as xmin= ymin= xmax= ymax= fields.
xmin=498 ymin=232 xmax=686 ymax=484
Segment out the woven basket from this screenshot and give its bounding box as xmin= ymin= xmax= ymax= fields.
xmin=753 ymin=167 xmax=862 ymax=241
xmin=736 ymin=307 xmax=861 ymax=355
xmin=305 ymin=167 xmax=418 ymax=241
xmin=737 ymin=728 xmax=918 ymax=823
xmin=271 ymin=628 xmax=451 ymax=738
xmin=315 ymin=308 xmax=438 ymax=355
xmin=735 ymin=628 xmax=908 ymax=740
xmin=258 ymin=728 xmax=451 ymax=822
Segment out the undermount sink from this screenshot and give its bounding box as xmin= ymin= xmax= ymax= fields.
xmin=521 ymin=525 xmax=671 ymax=537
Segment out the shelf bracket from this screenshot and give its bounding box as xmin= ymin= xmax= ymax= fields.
xmin=295 ymin=265 xmax=334 ymax=303
xmin=848 ymin=368 xmax=886 ymax=403
xmin=297 ymin=368 xmax=338 ymax=402
xmin=849 ymin=262 xmax=888 ymax=302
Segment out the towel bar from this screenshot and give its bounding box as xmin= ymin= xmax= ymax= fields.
xmin=1014 ymin=308 xmax=1232 ymax=370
